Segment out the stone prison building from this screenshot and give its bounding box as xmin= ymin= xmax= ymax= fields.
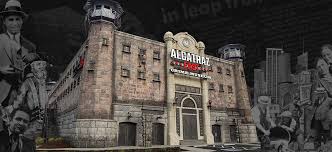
xmin=47 ymin=0 xmax=258 ymax=148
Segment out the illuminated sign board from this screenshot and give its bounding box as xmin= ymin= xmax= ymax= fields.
xmin=170 ymin=49 xmax=211 ymax=79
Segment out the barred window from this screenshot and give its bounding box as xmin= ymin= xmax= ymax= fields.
xmin=138 ymin=70 xmax=146 ymax=80
xmin=121 ymin=66 xmax=130 ymax=77
xmin=153 ymin=73 xmax=160 ymax=82
xmin=228 ymin=85 xmax=233 ymax=93
xmin=219 ymin=84 xmax=224 ymax=92
xmin=153 ymin=50 xmax=160 ymax=60
xmin=102 ymin=37 xmax=109 ymax=46
xmin=209 ymin=83 xmax=215 ymax=90
xmin=226 ymin=69 xmax=231 ymax=76
xmin=122 ymin=45 xmax=131 ymax=53
xmin=217 ymin=67 xmax=222 ymax=74
xmin=139 ymin=48 xmax=146 ymax=56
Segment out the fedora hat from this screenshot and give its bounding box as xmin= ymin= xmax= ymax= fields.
xmin=0 ymin=0 xmax=28 ymax=19
xmin=258 ymin=95 xmax=271 ymax=105
xmin=279 ymin=111 xmax=292 ymax=118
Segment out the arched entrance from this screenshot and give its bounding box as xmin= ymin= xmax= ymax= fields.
xmin=152 ymin=123 xmax=164 ymax=145
xmin=118 ymin=122 xmax=136 ymax=146
xmin=181 ymin=98 xmax=198 ymax=140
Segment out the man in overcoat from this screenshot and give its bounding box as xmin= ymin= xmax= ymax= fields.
xmin=0 ymin=0 xmax=38 ymax=131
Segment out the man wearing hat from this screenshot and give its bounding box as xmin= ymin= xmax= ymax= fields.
xmin=0 ymin=0 xmax=38 ymax=132
xmin=251 ymin=95 xmax=276 ymax=149
xmin=308 ymin=86 xmax=332 ymax=148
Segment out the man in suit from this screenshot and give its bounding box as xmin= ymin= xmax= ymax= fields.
xmin=0 ymin=107 xmax=36 ymax=152
xmin=0 ymin=0 xmax=38 ymax=131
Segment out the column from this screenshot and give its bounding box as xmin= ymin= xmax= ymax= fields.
xmin=198 ymin=41 xmax=214 ymax=144
xmin=164 ymin=32 xmax=179 ymax=145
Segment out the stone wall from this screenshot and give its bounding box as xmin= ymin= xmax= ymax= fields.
xmin=239 ymin=124 xmax=258 ymax=143
xmin=206 ymin=56 xmax=237 ymax=109
xmin=210 ymin=111 xmax=258 ymax=143
xmin=56 ymin=108 xmax=76 ymax=138
xmin=113 ymin=103 xmax=167 ymax=146
xmin=113 ymin=31 xmax=166 ymax=106
xmin=70 ymin=119 xmax=118 ymax=148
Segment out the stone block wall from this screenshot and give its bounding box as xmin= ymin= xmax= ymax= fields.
xmin=239 ymin=124 xmax=258 ymax=143
xmin=56 ymin=109 xmax=76 ymax=138
xmin=113 ymin=103 xmax=167 ymax=146
xmin=70 ymin=119 xmax=118 ymax=148
xmin=206 ymin=56 xmax=237 ymax=109
xmin=113 ymin=31 xmax=167 ymax=106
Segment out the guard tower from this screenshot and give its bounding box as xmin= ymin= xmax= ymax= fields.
xmin=73 ymin=0 xmax=124 ymax=147
xmin=218 ymin=44 xmax=246 ymax=62
xmin=84 ymin=0 xmax=123 ymax=27
xmin=218 ymin=44 xmax=254 ymax=124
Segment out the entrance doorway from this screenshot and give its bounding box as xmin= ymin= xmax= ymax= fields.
xmin=229 ymin=125 xmax=238 ymax=143
xmin=118 ymin=122 xmax=136 ymax=146
xmin=183 ymin=114 xmax=198 ymax=139
xmin=152 ymin=123 xmax=164 ymax=145
xmin=181 ymin=98 xmax=198 ymax=140
xmin=212 ymin=124 xmax=222 ymax=143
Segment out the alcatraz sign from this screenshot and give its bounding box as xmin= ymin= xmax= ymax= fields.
xmin=170 ymin=49 xmax=211 ymax=79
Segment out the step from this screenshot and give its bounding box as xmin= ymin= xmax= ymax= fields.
xmin=180 ymin=140 xmax=206 ymax=146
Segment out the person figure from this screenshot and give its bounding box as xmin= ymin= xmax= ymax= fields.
xmin=288 ymin=104 xmax=305 ymax=151
xmin=0 ymin=107 xmax=36 ymax=152
xmin=251 ymin=95 xmax=276 ymax=149
xmin=304 ymin=58 xmax=332 ymax=149
xmin=0 ymin=0 xmax=38 ymax=131
xmin=321 ymin=44 xmax=332 ymax=72
xmin=279 ymin=111 xmax=297 ymax=133
xmin=12 ymin=59 xmax=48 ymax=140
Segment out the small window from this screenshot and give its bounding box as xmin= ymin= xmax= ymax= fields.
xmin=77 ymin=77 xmax=81 ymax=85
xmin=122 ymin=45 xmax=131 ymax=53
xmin=219 ymin=84 xmax=224 ymax=92
xmin=104 ymin=5 xmax=111 ymax=9
xmin=138 ymin=70 xmax=146 ymax=80
xmin=217 ymin=67 xmax=222 ymax=74
xmin=139 ymin=49 xmax=146 ymax=56
xmin=96 ymin=5 xmax=102 ymax=9
xmin=153 ymin=51 xmax=160 ymax=60
xmin=241 ymin=71 xmax=245 ymax=77
xmin=209 ymin=83 xmax=215 ymax=90
xmin=228 ymin=86 xmax=233 ymax=93
xmin=139 ymin=49 xmax=146 ymax=64
xmin=121 ymin=66 xmax=130 ymax=77
xmin=153 ymin=73 xmax=160 ymax=82
xmin=226 ymin=69 xmax=231 ymax=76
xmin=208 ymin=66 xmax=213 ymax=72
xmin=102 ymin=37 xmax=109 ymax=46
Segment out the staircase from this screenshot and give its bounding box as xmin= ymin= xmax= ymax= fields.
xmin=180 ymin=140 xmax=206 ymax=145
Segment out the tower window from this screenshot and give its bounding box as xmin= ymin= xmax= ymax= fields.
xmin=104 ymin=5 xmax=110 ymax=9
xmin=241 ymin=71 xmax=245 ymax=77
xmin=102 ymin=37 xmax=109 ymax=46
xmin=96 ymin=5 xmax=102 ymax=9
